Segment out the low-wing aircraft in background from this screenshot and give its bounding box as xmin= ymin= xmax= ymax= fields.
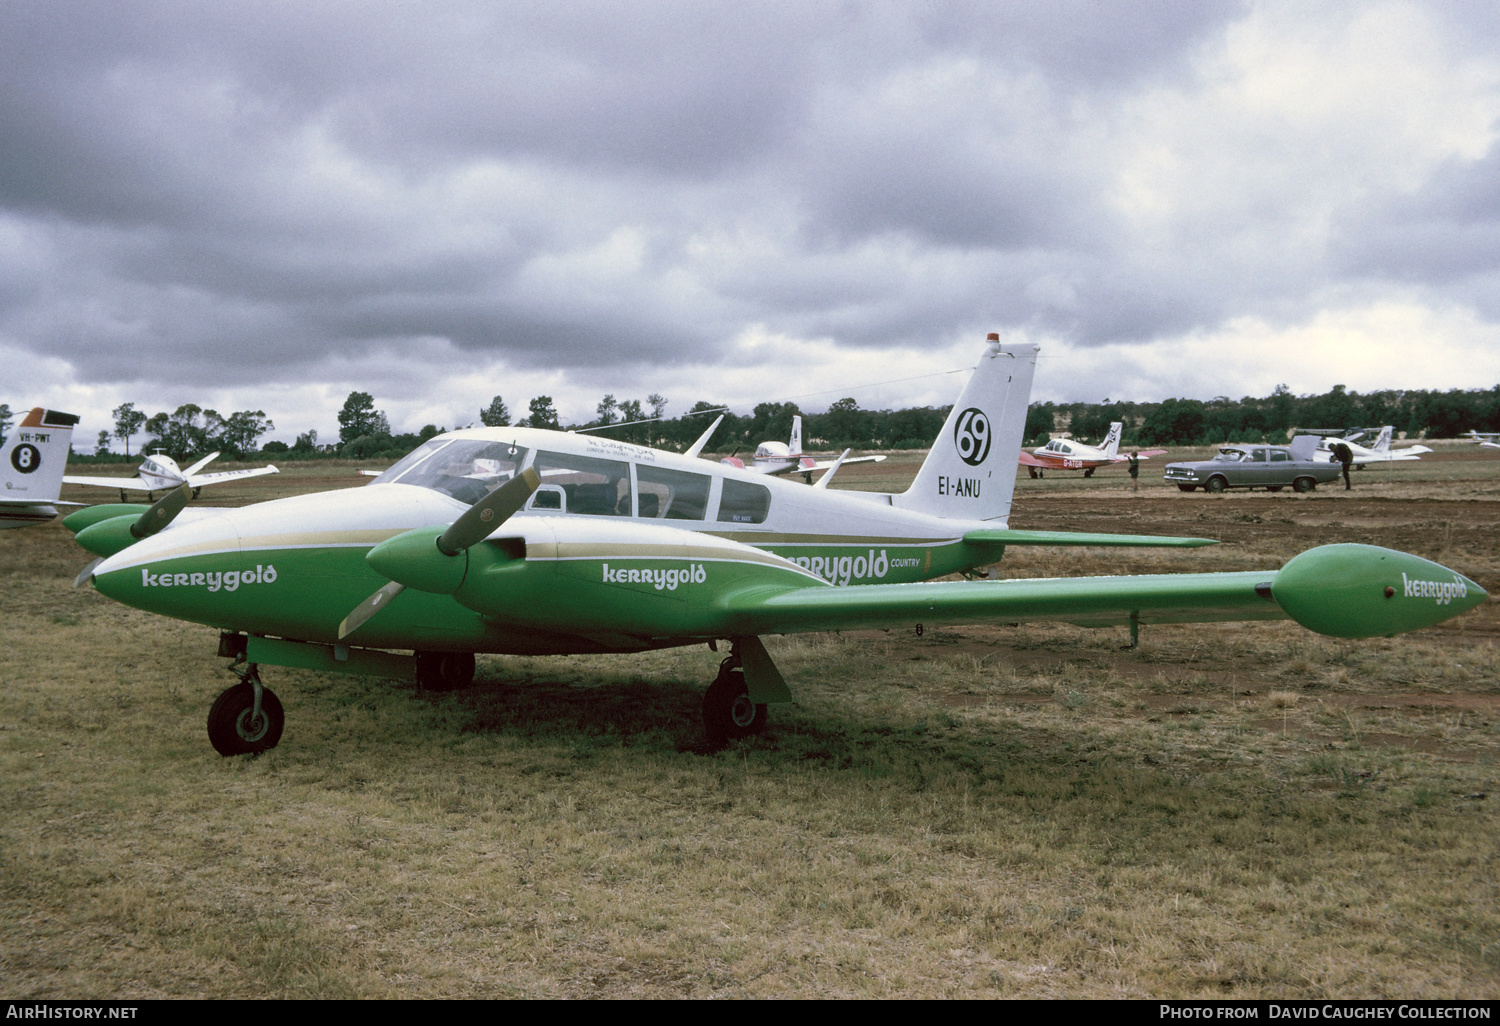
xmin=65 ymin=450 xmax=279 ymax=501
xmin=1018 ymin=422 xmax=1167 ymax=477
xmin=1 ymin=407 xmax=82 ymax=529
xmin=1317 ymin=426 xmax=1432 ymax=466
xmin=719 ymin=415 xmax=887 ymax=482
xmin=66 ymin=336 xmax=1485 ymax=756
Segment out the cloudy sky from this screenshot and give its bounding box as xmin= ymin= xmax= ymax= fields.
xmin=6 ymin=0 xmax=1500 ymax=446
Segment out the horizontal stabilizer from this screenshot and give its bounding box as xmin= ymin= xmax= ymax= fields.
xmin=965 ymin=528 xmax=1216 ymax=548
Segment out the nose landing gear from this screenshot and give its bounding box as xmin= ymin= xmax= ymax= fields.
xmin=207 ymin=664 xmax=285 ymax=756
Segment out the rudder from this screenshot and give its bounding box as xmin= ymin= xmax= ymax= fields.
xmin=894 ymin=337 xmax=1039 ymax=524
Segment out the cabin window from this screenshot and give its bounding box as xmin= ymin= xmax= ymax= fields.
xmin=1270 ymin=450 xmax=1290 ymax=462
xmin=1252 ymin=449 xmax=1268 ymax=462
xmin=636 ymin=465 xmax=711 ymax=520
xmin=717 ymin=478 xmax=771 ymax=525
xmin=382 ymin=439 xmax=529 ymax=504
xmin=533 ymin=451 xmax=632 ymax=516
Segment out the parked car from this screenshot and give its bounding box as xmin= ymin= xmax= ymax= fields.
xmin=1162 ymin=437 xmax=1341 ymax=493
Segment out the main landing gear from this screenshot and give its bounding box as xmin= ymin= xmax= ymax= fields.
xmin=207 ymin=664 xmax=285 ymax=756
xmin=702 ymin=648 xmax=768 ymax=745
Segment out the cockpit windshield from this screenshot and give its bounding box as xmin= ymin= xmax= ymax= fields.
xmin=371 ymin=439 xmax=530 ymax=504
xmin=1213 ymin=449 xmax=1247 ymax=462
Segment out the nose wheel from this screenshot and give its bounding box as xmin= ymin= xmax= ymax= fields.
xmin=702 ymin=656 xmax=767 ymax=745
xmin=207 ymin=665 xmax=285 ymax=756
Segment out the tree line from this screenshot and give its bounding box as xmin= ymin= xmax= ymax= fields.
xmin=13 ymin=379 xmax=1500 ymax=465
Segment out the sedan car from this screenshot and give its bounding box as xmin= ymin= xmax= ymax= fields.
xmin=1162 ymin=441 xmax=1342 ymax=493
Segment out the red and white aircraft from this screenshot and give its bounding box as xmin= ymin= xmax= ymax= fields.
xmin=66 ymin=450 xmax=278 ymax=500
xmin=719 ymin=416 xmax=886 ymax=481
xmin=1018 ymin=422 xmax=1166 ymax=477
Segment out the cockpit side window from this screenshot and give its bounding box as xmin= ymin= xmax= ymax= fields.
xmin=383 ymin=440 xmax=529 ymax=504
xmin=717 ymin=478 xmax=771 ymax=525
xmin=533 ymin=451 xmax=632 ymax=516
xmin=636 ymin=465 xmax=711 ymax=520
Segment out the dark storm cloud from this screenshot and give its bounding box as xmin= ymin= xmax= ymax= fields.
xmin=3 ymin=0 xmax=1500 ymax=420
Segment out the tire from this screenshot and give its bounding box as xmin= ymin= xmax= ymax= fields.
xmin=1083 ymin=468 xmax=1095 ymax=478
xmin=416 ymin=651 xmax=476 ymax=691
xmin=702 ymin=667 xmax=767 ymax=745
xmin=1177 ymin=484 xmax=1196 ymax=492
xmin=1204 ymin=476 xmax=1227 ymax=494
xmin=207 ymin=682 xmax=284 ymax=756
xmin=1293 ymin=476 xmax=1316 ymax=493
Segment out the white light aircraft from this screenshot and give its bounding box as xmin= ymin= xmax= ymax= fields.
xmin=1018 ymin=422 xmax=1167 ymax=478
xmin=1 ymin=408 xmax=82 ymax=529
xmin=1317 ymin=426 xmax=1431 ymax=466
xmin=66 ymin=450 xmax=279 ymax=500
xmin=719 ymin=415 xmax=887 ymax=481
xmin=1465 ymin=431 xmax=1500 ymax=450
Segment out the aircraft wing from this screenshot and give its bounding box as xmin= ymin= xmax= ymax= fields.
xmin=63 ymin=474 xmax=150 ymax=491
xmin=722 ymin=569 xmax=1286 ymax=635
xmin=185 ymin=465 xmax=279 ymax=487
xmin=1484 ymin=441 xmax=1500 ymax=450
xmin=719 ymin=544 xmax=1485 ymax=640
xmin=807 ymin=454 xmax=886 ymax=472
xmin=1016 ymin=451 xmax=1049 ymax=467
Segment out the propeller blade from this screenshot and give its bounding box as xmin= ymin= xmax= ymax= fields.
xmin=436 ymin=467 xmax=541 ymax=555
xmin=338 ymin=580 xmax=406 ymax=640
xmin=131 ymin=484 xmax=192 ymax=539
xmin=72 ymin=557 xmax=103 ymax=589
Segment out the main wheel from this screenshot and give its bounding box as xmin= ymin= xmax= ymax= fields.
xmin=702 ymin=667 xmax=767 ymax=744
xmin=207 ymin=682 xmax=284 ymax=756
xmin=416 ymin=651 xmax=476 ymax=691
xmin=1205 ymin=476 xmax=1227 ymax=494
xmin=1293 ymin=476 xmax=1316 ymax=493
xmin=1083 ymin=468 xmax=1095 ymax=478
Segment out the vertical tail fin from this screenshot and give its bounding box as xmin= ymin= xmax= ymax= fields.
xmin=1 ymin=408 xmax=79 ymax=504
xmin=1101 ymin=422 xmax=1123 ymax=457
xmin=893 ymin=337 xmax=1039 ymax=524
xmin=789 ymin=415 xmax=802 ymax=457
xmin=1371 ymin=426 xmax=1392 ymax=453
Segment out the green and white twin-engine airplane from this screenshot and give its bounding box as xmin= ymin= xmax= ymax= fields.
xmin=67 ymin=337 xmax=1486 ymax=755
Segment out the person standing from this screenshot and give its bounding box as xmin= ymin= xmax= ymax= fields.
xmin=1331 ymin=441 xmax=1353 ymax=490
xmin=1128 ymin=450 xmax=1140 ymax=492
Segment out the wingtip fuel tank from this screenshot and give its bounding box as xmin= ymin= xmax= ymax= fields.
xmin=1272 ymin=544 xmax=1487 ymax=639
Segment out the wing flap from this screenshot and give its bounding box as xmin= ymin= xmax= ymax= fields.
xmin=720 ymin=571 xmax=1282 ymax=636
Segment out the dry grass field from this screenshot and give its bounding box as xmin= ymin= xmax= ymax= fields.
xmin=2 ymin=448 xmax=1497 ymax=998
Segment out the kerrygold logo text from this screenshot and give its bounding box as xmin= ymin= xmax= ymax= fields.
xmin=1402 ymin=572 xmax=1467 ymax=606
xmin=602 ymin=563 xmax=706 ymax=590
xmin=141 ymin=564 xmax=278 ymax=592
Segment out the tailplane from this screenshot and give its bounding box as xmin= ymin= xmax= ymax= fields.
xmin=893 ymin=336 xmax=1039 ymax=524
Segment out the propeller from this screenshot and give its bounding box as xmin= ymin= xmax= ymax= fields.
xmin=132 ymin=484 xmax=193 ymax=539
xmin=338 ymin=468 xmax=541 ymax=640
xmin=72 ymin=557 xmax=103 ymax=589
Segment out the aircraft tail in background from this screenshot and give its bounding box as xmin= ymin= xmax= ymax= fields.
xmin=1100 ymin=422 xmax=1123 ymax=457
xmin=0 ymin=407 xmax=81 ymax=529
xmin=893 ymin=336 xmax=1039 ymax=524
